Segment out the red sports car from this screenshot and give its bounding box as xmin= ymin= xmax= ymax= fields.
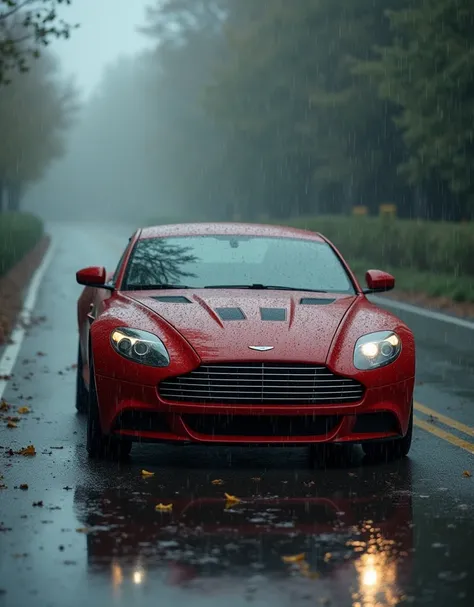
xmin=75 ymin=222 xmax=415 ymax=461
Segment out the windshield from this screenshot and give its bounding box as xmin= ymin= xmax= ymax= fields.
xmin=121 ymin=235 xmax=355 ymax=294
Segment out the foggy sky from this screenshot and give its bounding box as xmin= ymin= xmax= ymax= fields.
xmin=23 ymin=0 xmax=155 ymax=221
xmin=54 ymin=0 xmax=151 ymax=98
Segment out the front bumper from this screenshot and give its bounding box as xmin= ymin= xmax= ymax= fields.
xmin=95 ymin=374 xmax=415 ymax=445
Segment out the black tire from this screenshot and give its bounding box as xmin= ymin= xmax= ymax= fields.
xmin=86 ymin=356 xmax=132 ymax=461
xmin=362 ymin=400 xmax=413 ymax=463
xmin=75 ymin=343 xmax=89 ymax=414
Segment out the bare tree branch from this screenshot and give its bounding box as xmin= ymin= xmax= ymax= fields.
xmin=0 ymin=0 xmax=78 ymax=85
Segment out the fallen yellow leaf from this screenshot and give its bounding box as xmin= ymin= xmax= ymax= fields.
xmin=141 ymin=469 xmax=154 ymax=478
xmin=224 ymin=492 xmax=240 ymax=504
xmin=0 ymin=400 xmax=10 ymax=411
xmin=19 ymin=484 xmax=28 ymax=490
xmin=18 ymin=445 xmax=36 ymax=456
xmin=155 ymin=503 xmax=173 ymax=511
xmin=282 ymin=553 xmax=306 ymax=564
xmin=18 ymin=407 xmax=30 ymax=414
xmin=76 ymin=527 xmax=89 ymax=533
xmin=463 ymin=470 xmax=472 ymax=478
xmin=7 ymin=420 xmax=17 ymax=428
xmin=212 ymin=479 xmax=224 ymax=485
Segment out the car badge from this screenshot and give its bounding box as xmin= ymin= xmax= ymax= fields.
xmin=248 ymin=346 xmax=274 ymax=351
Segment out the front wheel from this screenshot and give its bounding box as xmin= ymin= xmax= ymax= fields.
xmin=86 ymin=357 xmax=132 ymax=461
xmin=362 ymin=400 xmax=413 ymax=463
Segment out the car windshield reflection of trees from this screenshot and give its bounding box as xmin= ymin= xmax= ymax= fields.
xmin=126 ymin=239 xmax=198 ymax=288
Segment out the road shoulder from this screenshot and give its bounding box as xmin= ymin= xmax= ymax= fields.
xmin=0 ymin=234 xmax=51 ymax=349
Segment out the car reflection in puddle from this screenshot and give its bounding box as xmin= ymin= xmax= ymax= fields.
xmin=73 ymin=461 xmax=414 ymax=605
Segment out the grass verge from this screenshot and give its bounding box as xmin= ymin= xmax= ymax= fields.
xmin=0 ymin=212 xmax=44 ymax=278
xmin=0 ymin=212 xmax=46 ymax=344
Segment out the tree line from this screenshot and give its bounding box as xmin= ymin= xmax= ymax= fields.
xmin=125 ymin=0 xmax=472 ymax=222
xmin=0 ymin=0 xmax=77 ymax=212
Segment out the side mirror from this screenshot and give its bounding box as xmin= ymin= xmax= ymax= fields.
xmin=364 ymin=269 xmax=395 ymax=294
xmin=76 ymin=266 xmax=113 ymax=290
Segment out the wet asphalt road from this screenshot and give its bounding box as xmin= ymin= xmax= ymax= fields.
xmin=1 ymin=223 xmax=474 ymax=607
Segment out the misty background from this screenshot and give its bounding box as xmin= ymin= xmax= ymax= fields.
xmin=2 ymin=0 xmax=473 ymax=226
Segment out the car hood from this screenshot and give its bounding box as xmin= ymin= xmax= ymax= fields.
xmin=126 ymin=290 xmax=356 ymax=363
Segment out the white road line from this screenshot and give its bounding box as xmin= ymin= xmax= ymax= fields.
xmin=370 ymin=295 xmax=474 ymax=330
xmin=0 ymin=241 xmax=55 ymax=400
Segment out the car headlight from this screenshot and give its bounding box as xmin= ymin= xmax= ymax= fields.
xmin=110 ymin=327 xmax=170 ymax=367
xmin=354 ymin=330 xmax=401 ymax=370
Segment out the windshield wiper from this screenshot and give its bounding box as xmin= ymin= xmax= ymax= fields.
xmin=126 ymin=284 xmax=190 ymax=291
xmin=203 ymin=284 xmax=328 ymax=293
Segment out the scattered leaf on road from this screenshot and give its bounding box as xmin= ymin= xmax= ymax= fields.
xmin=155 ymin=503 xmax=173 ymax=512
xmin=462 ymin=470 xmax=472 ymax=478
xmin=19 ymin=445 xmax=36 ymax=456
xmin=0 ymin=400 xmax=10 ymax=411
xmin=17 ymin=407 xmax=30 ymax=414
xmin=19 ymin=484 xmax=28 ymax=490
xmin=212 ymin=479 xmax=224 ymax=485
xmin=282 ymin=553 xmax=306 ymax=564
xmin=224 ymin=492 xmax=241 ymax=505
xmin=141 ymin=469 xmax=154 ymax=478
xmin=6 ymin=421 xmax=17 ymax=428
xmin=76 ymin=527 xmax=89 ymax=533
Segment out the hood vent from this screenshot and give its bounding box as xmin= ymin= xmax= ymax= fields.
xmin=215 ymin=307 xmax=246 ymax=321
xmin=300 ymin=298 xmax=336 ymax=305
xmin=151 ymin=296 xmax=192 ymax=304
xmin=260 ymin=307 xmax=287 ymax=321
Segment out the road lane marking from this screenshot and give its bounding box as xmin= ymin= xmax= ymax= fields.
xmin=414 ymin=416 xmax=474 ymax=455
xmin=0 ymin=241 xmax=55 ymax=400
xmin=414 ymin=401 xmax=474 ymax=438
xmin=370 ymin=295 xmax=474 ymax=330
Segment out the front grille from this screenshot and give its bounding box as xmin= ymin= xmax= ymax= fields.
xmin=159 ymin=363 xmax=364 ymax=405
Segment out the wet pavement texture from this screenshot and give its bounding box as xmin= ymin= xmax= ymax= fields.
xmin=0 ymin=222 xmax=473 ymax=607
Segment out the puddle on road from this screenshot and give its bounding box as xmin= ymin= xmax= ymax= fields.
xmin=0 ymin=450 xmax=472 ymax=606
xmin=67 ymin=457 xmax=470 ymax=606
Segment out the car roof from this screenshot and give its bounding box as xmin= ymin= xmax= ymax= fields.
xmin=138 ymin=222 xmax=325 ymax=242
